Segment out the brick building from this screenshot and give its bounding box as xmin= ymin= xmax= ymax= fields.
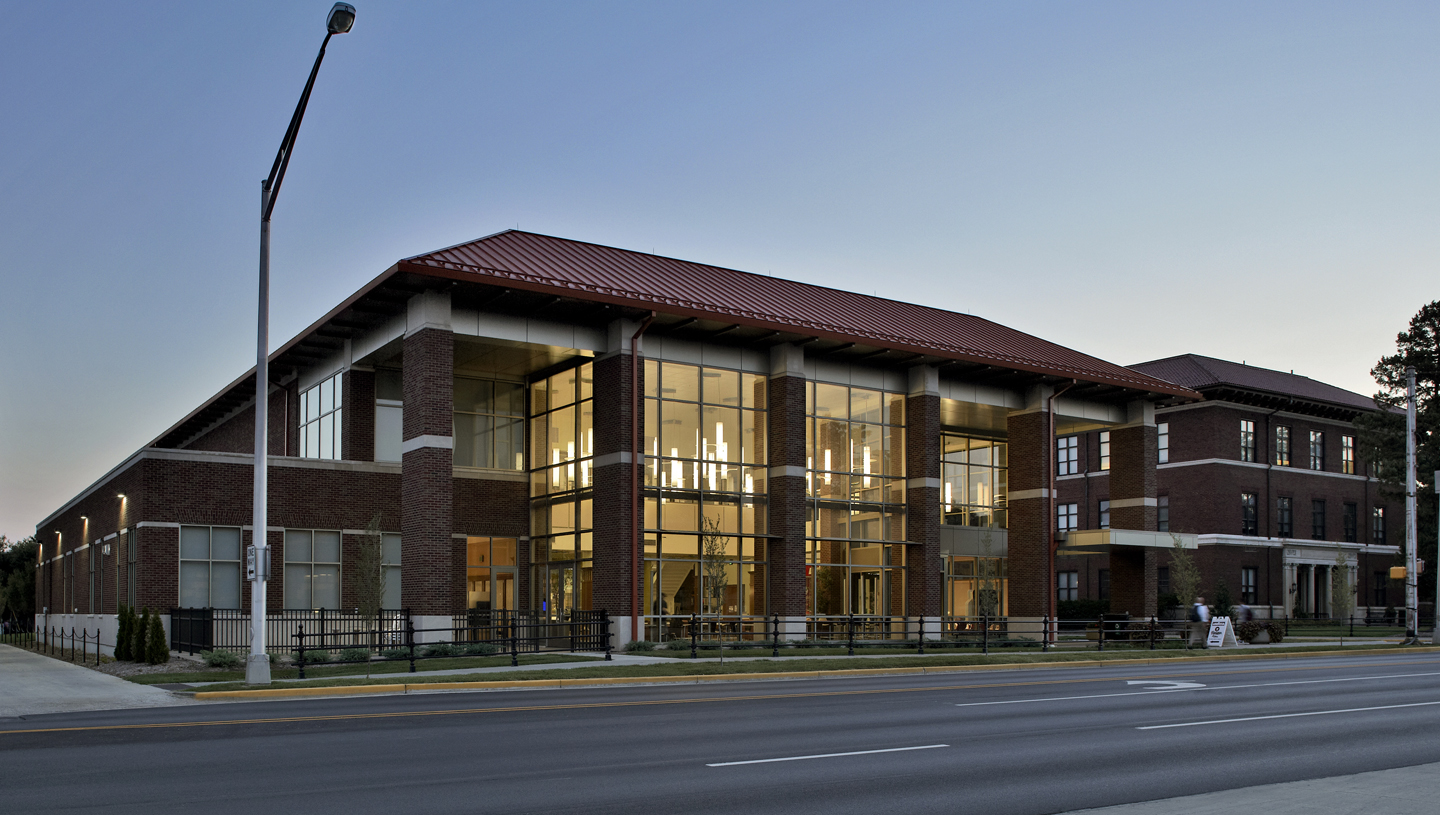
xmin=1055 ymin=354 xmax=1400 ymax=620
xmin=34 ymin=230 xmax=1196 ymax=649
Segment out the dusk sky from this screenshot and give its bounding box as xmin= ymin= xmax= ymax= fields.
xmin=2 ymin=1 xmax=1436 ymax=540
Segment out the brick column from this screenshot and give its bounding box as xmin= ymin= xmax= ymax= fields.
xmin=906 ymin=365 xmax=942 ymax=620
xmin=343 ymin=368 xmax=376 ymax=462
xmin=591 ymin=321 xmax=638 ymax=642
xmin=1006 ymin=387 xmax=1053 ymax=619
xmin=401 ymin=290 xmax=455 ymax=617
xmin=767 ymin=344 xmax=808 ymax=637
xmin=1109 ymin=400 xmax=1158 ymax=616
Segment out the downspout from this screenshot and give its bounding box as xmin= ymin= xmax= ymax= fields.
xmin=1047 ymin=379 xmax=1078 ymax=625
xmin=1263 ymin=399 xmax=1289 ymax=614
xmin=630 ymin=312 xmax=656 ymax=642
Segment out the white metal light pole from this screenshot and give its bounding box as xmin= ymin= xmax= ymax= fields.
xmin=1433 ymin=468 xmax=1439 ymax=645
xmin=1404 ymin=366 xmax=1418 ymax=643
xmin=246 ymin=3 xmax=356 ymax=686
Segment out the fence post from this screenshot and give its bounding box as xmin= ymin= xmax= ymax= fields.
xmin=1042 ymin=616 xmax=1050 ymax=652
xmin=1097 ymin=616 xmax=1105 ymax=652
xmin=772 ymin=613 xmax=780 ymax=657
xmin=296 ymin=624 xmax=306 ymax=680
xmin=982 ymin=614 xmax=989 ymax=656
xmin=70 ymin=627 xmax=76 ymax=662
xmin=847 ymin=615 xmax=855 ymax=657
xmin=510 ymin=617 xmax=519 ymax=668
xmin=690 ymin=613 xmax=698 ymax=660
xmin=1349 ymin=614 xmax=1354 ymax=638
xmin=603 ymin=610 xmax=612 ymax=661
xmin=1149 ymin=616 xmax=1156 ymax=651
xmin=917 ymin=616 xmax=925 ymax=655
xmin=406 ymin=618 xmax=417 ymax=673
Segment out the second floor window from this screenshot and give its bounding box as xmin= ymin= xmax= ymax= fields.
xmin=1342 ymin=435 xmax=1355 ymax=474
xmin=1312 ymin=499 xmax=1327 ymax=540
xmin=1343 ymin=503 xmax=1358 ymax=543
xmin=1241 ymin=492 xmax=1258 ymax=536
xmin=1157 ymin=495 xmax=1170 ymax=532
xmin=454 ymin=377 xmax=526 ymax=470
xmin=1158 ymin=422 xmax=1170 ymax=463
xmin=1099 ymin=431 xmax=1110 ymax=471
xmin=300 ymin=373 xmax=343 ymax=460
xmin=1277 ymin=497 xmax=1292 ymax=538
xmin=1240 ymin=420 xmax=1255 ymax=462
xmin=1309 ymin=431 xmax=1325 ymax=470
xmin=1057 ymin=571 xmax=1078 ymax=602
xmin=1057 ymin=503 xmax=1078 ymax=532
xmin=1373 ymin=507 xmax=1386 ymax=545
xmin=1275 ymin=426 xmax=1291 ymax=467
xmin=1057 ymin=436 xmax=1079 ymax=475
xmin=1241 ymin=567 xmax=1257 ymax=604
xmin=1098 ymin=499 xmax=1110 ymax=529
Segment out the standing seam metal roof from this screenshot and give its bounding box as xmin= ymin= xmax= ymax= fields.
xmin=1129 ymin=354 xmax=1379 ymax=412
xmin=400 ymin=230 xmax=1196 ymax=397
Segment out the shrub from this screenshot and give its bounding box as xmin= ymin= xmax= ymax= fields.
xmin=462 ymin=642 xmax=498 ymax=656
xmin=132 ymin=608 xmax=150 ymax=662
xmin=792 ymin=638 xmax=821 ymax=649
xmin=339 ymin=648 xmax=371 ymax=662
xmin=625 ymin=640 xmax=656 ymax=652
xmin=664 ymin=638 xmax=693 ymax=651
xmin=696 ymin=639 xmax=723 ymax=650
xmin=422 ymin=643 xmax=462 ymax=658
xmin=145 ymin=613 xmax=168 ymax=665
xmin=1264 ymin=621 xmax=1285 ymax=644
xmin=114 ymin=605 xmax=133 ymax=662
xmin=302 ymin=649 xmax=331 ymax=664
xmin=1235 ymin=620 xmax=1264 ymax=643
xmin=201 ymin=649 xmax=242 ymax=669
xmin=381 ymin=648 xmax=411 ymax=660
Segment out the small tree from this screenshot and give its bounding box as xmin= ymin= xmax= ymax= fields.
xmin=1331 ymin=547 xmax=1355 ymax=625
xmin=114 ymin=605 xmax=132 ymax=661
xmin=1169 ymin=534 xmax=1203 ymax=615
xmin=700 ymin=516 xmax=731 ymax=618
xmin=354 ymin=514 xmax=386 ymax=622
xmin=976 ymin=531 xmax=1002 ymax=617
xmin=145 ymin=612 xmax=168 ymax=665
xmin=133 ymin=608 xmax=150 ymax=661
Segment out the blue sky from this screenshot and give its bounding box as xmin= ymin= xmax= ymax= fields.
xmin=2 ymin=1 xmax=1436 ymax=539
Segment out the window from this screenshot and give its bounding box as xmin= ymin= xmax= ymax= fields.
xmin=382 ymin=534 xmax=402 ymax=609
xmin=455 ymin=377 xmax=526 ymax=470
xmin=1309 ymin=430 xmax=1325 ymax=470
xmin=1241 ymin=492 xmax=1258 ymax=536
xmin=1373 ymin=507 xmax=1386 ymax=545
xmin=299 ymin=373 xmax=343 ymax=460
xmin=88 ymin=544 xmax=96 ymax=614
xmin=1277 ymin=497 xmax=1292 ymax=538
xmin=1098 ymin=431 xmax=1110 ymax=471
xmin=941 ymin=434 xmax=1008 ymax=527
xmin=1098 ymin=499 xmax=1110 ymax=529
xmin=125 ymin=529 xmax=137 ymax=608
xmin=1057 ymin=571 xmax=1078 ymax=602
xmin=178 ymin=526 xmax=242 ymax=609
xmin=374 ymin=368 xmax=402 ymax=463
xmin=1343 ymin=503 xmax=1357 ymax=543
xmin=1157 ymin=423 xmax=1170 ymax=464
xmin=1057 ymin=436 xmax=1079 ymax=475
xmin=284 ymin=530 xmax=341 ymax=610
xmin=1372 ymin=571 xmax=1388 ymax=607
xmin=1240 ymin=420 xmax=1256 ymax=462
xmin=1342 ymin=435 xmax=1355 ymax=474
xmin=1157 ymin=566 xmax=1170 ymax=596
xmin=1098 ymin=569 xmax=1111 ymax=601
xmin=1057 ymin=503 xmax=1078 ymax=532
xmin=1241 ymin=567 xmax=1257 ymax=604
xmin=1157 ymin=495 xmax=1170 ymax=532
xmin=1311 ymin=499 xmax=1326 ymax=540
xmin=1275 ymin=426 xmax=1291 ymax=467
xmin=465 ymin=536 xmax=516 ymax=612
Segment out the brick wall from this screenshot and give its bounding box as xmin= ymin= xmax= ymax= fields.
xmin=401 ymin=326 xmax=454 ymax=616
xmin=591 ymin=353 xmax=635 ymax=620
xmin=767 ymin=374 xmax=807 ymax=617
xmin=905 ymin=391 xmax=941 ymax=616
xmin=1006 ymin=409 xmax=1050 ymax=617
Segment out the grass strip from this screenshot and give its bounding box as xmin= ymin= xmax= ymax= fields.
xmin=190 ymin=643 xmax=1431 ymax=694
xmin=124 ymin=653 xmax=594 ymax=685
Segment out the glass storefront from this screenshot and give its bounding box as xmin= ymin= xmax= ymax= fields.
xmin=529 ymin=363 xmax=594 ymax=619
xmin=806 ymin=382 xmax=908 ymax=619
xmin=642 ymin=360 xmax=768 ymax=641
xmin=944 ymin=555 xmax=1008 ymax=617
xmin=466 ymin=536 xmax=517 ymax=612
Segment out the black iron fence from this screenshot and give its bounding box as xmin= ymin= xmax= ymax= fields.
xmin=169 ymin=608 xmax=410 ymax=655
xmin=7 ymin=624 xmax=106 ymax=665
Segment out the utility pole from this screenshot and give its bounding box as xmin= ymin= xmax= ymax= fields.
xmin=1404 ymin=366 xmax=1418 ymax=643
xmin=1433 ymin=468 xmax=1439 ymax=645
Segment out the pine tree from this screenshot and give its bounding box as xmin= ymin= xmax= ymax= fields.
xmin=145 ymin=612 xmax=168 ymax=665
xmin=114 ymin=605 xmax=132 ymax=661
xmin=133 ymin=608 xmax=150 ymax=661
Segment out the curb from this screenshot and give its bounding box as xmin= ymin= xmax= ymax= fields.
xmin=190 ymin=645 xmax=1440 ymax=701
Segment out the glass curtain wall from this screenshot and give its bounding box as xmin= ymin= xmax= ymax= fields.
xmin=529 ymin=363 xmax=594 ymax=620
xmin=941 ymin=434 xmax=1008 ymax=526
xmin=642 ymin=360 xmax=768 ymax=641
xmin=805 ymin=382 xmax=907 ymax=628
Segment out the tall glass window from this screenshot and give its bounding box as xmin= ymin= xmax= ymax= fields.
xmin=1056 ymin=436 xmax=1078 ymax=475
xmin=454 ymin=377 xmax=526 ymax=470
xmin=1309 ymin=430 xmax=1325 ymax=470
xmin=1275 ymin=426 xmax=1291 ymax=467
xmin=1098 ymin=499 xmax=1110 ymax=529
xmin=641 ymin=360 xmax=767 ymax=640
xmin=945 ymin=555 xmax=1007 ymax=617
xmin=1157 ymin=423 xmax=1170 ymax=463
xmin=300 ymin=373 xmax=342 ymax=460
xmin=806 ymin=381 xmax=906 ymax=619
xmin=1098 ymin=431 xmax=1111 ymax=471
xmin=1157 ymin=495 xmax=1170 ymax=532
xmin=1373 ymin=507 xmax=1386 ymax=544
xmin=1057 ymin=502 xmax=1078 ymax=532
xmin=374 ymin=368 xmax=402 ymax=463
xmin=1240 ymin=420 xmax=1256 ymax=462
xmin=1343 ymin=503 xmax=1358 ymax=543
xmin=941 ymin=434 xmax=1007 ymax=527
xmin=466 ymin=536 xmax=517 ymax=612
xmin=179 ymin=526 xmax=242 ymax=609
xmin=1311 ymin=499 xmax=1327 ymax=540
xmin=530 ymin=363 xmax=595 ymax=619
xmin=284 ymin=529 xmax=341 ymax=610
xmin=1277 ymin=497 xmax=1293 ymax=538
xmin=1241 ymin=493 xmax=1258 ymax=536
xmin=1342 ymin=435 xmax=1355 ymax=474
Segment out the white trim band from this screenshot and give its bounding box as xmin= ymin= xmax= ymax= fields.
xmin=402 ymin=435 xmax=454 ymax=454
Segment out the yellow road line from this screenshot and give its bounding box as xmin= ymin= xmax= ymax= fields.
xmin=4 ymin=652 xmax=1435 ymax=737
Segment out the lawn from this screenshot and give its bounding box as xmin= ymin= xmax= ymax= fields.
xmin=124 ymin=653 xmax=597 ymax=685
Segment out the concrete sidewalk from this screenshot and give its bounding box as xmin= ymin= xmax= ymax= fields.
xmin=1067 ymin=761 xmax=1440 ymax=814
xmin=0 ymin=644 xmax=195 ymax=717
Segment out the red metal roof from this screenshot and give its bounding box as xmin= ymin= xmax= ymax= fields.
xmin=400 ymin=230 xmax=1196 ymax=398
xmin=1131 ymin=354 xmax=1380 ymax=412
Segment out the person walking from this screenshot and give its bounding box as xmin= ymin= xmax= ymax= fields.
xmin=1189 ymin=595 xmax=1211 ymax=647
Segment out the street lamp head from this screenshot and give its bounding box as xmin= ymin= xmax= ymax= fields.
xmin=327 ymin=3 xmax=356 ymax=34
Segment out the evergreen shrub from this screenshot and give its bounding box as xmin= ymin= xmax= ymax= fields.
xmin=145 ymin=612 xmax=167 ymax=664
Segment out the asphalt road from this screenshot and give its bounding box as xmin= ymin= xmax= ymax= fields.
xmin=3 ymin=652 xmax=1439 ymax=815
